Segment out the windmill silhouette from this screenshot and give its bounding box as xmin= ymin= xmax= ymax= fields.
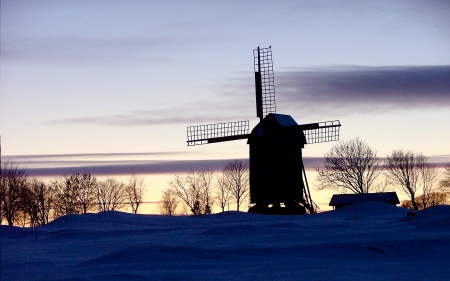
xmin=187 ymin=46 xmax=341 ymax=214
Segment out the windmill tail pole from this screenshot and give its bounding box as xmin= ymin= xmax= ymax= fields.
xmin=302 ymin=164 xmax=317 ymax=214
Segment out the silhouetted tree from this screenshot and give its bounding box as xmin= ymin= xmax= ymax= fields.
xmin=50 ymin=176 xmax=74 ymax=215
xmin=158 ymin=188 xmax=179 ymax=216
xmin=385 ymin=150 xmax=422 ymax=210
xmin=315 ymin=138 xmax=382 ymax=194
xmin=1 ymin=162 xmax=28 ymax=225
xmin=52 ymin=175 xmax=82 ymax=217
xmin=197 ymin=169 xmax=214 ymax=214
xmin=77 ymin=173 xmax=97 ymax=214
xmin=95 ymin=177 xmax=126 ymax=212
xmin=170 ymin=172 xmax=199 ymax=215
xmin=440 ymin=165 xmax=450 ymax=191
xmin=50 ymin=174 xmax=98 ymax=219
xmin=416 ymin=157 xmax=441 ymax=209
xmin=223 ymin=160 xmax=249 ymax=211
xmin=21 ymin=178 xmax=54 ymax=226
xmin=215 ymin=174 xmax=231 ymax=212
xmin=169 ymin=170 xmax=214 ymax=215
xmin=125 ymin=174 xmax=147 ymax=214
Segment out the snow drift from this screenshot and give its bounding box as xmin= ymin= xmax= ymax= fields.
xmin=2 ymin=202 xmax=450 ymax=281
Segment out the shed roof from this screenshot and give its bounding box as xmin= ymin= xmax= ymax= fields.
xmin=329 ymin=192 xmax=400 ymax=206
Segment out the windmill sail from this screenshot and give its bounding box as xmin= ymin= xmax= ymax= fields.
xmin=187 ymin=121 xmax=250 ymax=146
xmin=299 ymin=120 xmax=341 ymax=144
xmin=254 ymin=46 xmax=276 ymax=121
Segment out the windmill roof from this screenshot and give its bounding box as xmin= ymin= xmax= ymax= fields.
xmin=270 ymin=114 xmax=298 ymax=127
xmin=329 ymin=192 xmax=400 ymax=206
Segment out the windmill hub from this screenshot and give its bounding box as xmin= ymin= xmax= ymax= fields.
xmin=187 ymin=46 xmax=341 ymax=215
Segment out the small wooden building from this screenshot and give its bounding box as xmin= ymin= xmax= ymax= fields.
xmin=329 ymin=192 xmax=400 ymax=209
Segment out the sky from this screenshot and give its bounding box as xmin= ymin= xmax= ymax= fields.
xmin=1 ymin=1 xmax=449 ymax=208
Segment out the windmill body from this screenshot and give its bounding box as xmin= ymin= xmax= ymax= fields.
xmin=248 ymin=113 xmax=306 ymax=214
xmin=187 ymin=46 xmax=341 ymax=214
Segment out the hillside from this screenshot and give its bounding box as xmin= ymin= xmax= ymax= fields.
xmin=2 ymin=202 xmax=450 ymax=281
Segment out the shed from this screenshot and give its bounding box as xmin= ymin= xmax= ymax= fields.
xmin=329 ymin=192 xmax=400 ymax=209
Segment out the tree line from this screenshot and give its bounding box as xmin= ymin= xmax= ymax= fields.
xmin=315 ymin=138 xmax=450 ymax=210
xmin=0 ymin=161 xmax=146 ymax=226
xmin=0 ymin=159 xmax=249 ymax=225
xmin=3 ymin=140 xmax=449 ymax=225
xmin=158 ymin=159 xmax=249 ymax=216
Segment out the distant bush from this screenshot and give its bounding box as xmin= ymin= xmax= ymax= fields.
xmin=400 ymin=192 xmax=449 ymax=210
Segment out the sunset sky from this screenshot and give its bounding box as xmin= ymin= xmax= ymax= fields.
xmin=1 ymin=1 xmax=449 ymax=209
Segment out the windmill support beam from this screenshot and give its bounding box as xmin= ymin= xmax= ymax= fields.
xmin=207 ymin=134 xmax=250 ymax=144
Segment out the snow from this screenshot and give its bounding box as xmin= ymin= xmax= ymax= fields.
xmin=2 ymin=202 xmax=450 ymax=281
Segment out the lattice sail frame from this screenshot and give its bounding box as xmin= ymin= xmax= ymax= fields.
xmin=254 ymin=46 xmax=276 ymax=119
xmin=301 ymin=120 xmax=341 ymax=144
xmin=187 ymin=121 xmax=250 ymax=146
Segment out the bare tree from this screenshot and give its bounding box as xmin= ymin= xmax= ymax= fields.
xmin=1 ymin=162 xmax=28 ymax=225
xmin=95 ymin=177 xmax=126 ymax=212
xmin=21 ymin=178 xmax=54 ymax=226
xmin=169 ymin=170 xmax=214 ymax=215
xmin=197 ymin=169 xmax=215 ymax=214
xmin=157 ymin=188 xmax=179 ymax=216
xmin=215 ymin=174 xmax=231 ymax=212
xmin=315 ymin=138 xmax=382 ymax=194
xmin=125 ymin=174 xmax=147 ymax=214
xmin=223 ymin=160 xmax=249 ymax=211
xmin=185 ymin=171 xmax=205 ymax=215
xmin=77 ymin=173 xmax=97 ymax=214
xmin=169 ymin=173 xmax=199 ymax=215
xmin=416 ymin=156 xmax=441 ymax=209
xmin=52 ymin=175 xmax=82 ymax=217
xmin=385 ymin=150 xmax=422 ymax=210
xmin=440 ymin=165 xmax=450 ymax=191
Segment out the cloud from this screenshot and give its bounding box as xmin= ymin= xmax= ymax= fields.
xmin=43 ymin=65 xmax=449 ymax=126
xmin=275 ymin=65 xmax=450 ymax=117
xmin=21 ymin=158 xmax=329 ymax=177
xmin=5 ymin=152 xmax=190 ymax=161
xmin=2 ymin=36 xmax=189 ymax=67
xmin=5 ymin=152 xmax=450 ymax=177
xmin=3 ymin=153 xmax=230 ymax=176
xmin=45 ymin=113 xmax=212 ymax=127
xmin=4 ymin=153 xmax=329 ymax=177
xmin=1 ymin=2 xmax=239 ymax=67
xmin=23 ymin=160 xmax=231 ymax=177
xmin=406 ymin=0 xmax=450 ymax=31
xmin=44 ymin=97 xmax=255 ymax=126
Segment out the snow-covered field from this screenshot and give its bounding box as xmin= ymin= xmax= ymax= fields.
xmin=2 ymin=202 xmax=450 ymax=281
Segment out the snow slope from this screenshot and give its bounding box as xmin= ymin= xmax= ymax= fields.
xmin=2 ymin=202 xmax=450 ymax=281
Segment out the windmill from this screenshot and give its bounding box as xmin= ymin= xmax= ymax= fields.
xmin=187 ymin=46 xmax=341 ymax=214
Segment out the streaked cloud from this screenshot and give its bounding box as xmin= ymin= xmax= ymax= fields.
xmin=6 ymin=153 xmax=450 ymax=177
xmin=2 ymin=36 xmax=187 ymax=66
xmin=43 ymin=98 xmax=254 ymax=126
xmin=1 ymin=1 xmax=239 ymax=67
xmin=276 ymin=65 xmax=450 ymax=117
xmin=44 ymin=65 xmax=450 ymax=126
xmin=9 ymin=152 xmax=182 ymax=158
xmin=4 ymin=153 xmax=329 ymax=177
xmin=23 ymin=160 xmax=230 ymax=177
